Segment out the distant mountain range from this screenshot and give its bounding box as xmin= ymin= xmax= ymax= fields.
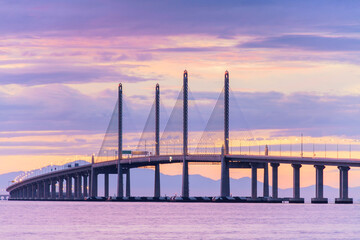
xmin=2 ymin=168 xmax=360 ymax=203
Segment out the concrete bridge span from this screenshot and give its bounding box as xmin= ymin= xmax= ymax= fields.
xmin=6 ymin=70 xmax=358 ymax=204
xmin=6 ymin=153 xmax=359 ymax=204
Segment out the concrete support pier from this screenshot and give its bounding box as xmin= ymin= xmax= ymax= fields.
xmin=37 ymin=182 xmax=42 ymax=199
xmin=270 ymin=163 xmax=280 ymax=200
xmin=44 ymin=181 xmax=50 ymax=199
xmin=83 ymin=175 xmax=88 ymax=198
xmin=91 ymin=171 xmax=98 ymax=198
xmin=335 ymin=166 xmax=353 ymax=204
xmin=104 ymin=173 xmax=109 ymax=198
xmin=59 ymin=178 xmax=64 ymax=199
xmin=311 ymin=165 xmax=328 ymax=203
xmin=74 ymin=175 xmax=79 ymax=199
xmin=289 ymin=164 xmax=304 ymax=203
xmin=220 ymin=146 xmax=230 ymax=197
xmin=67 ymin=176 xmax=72 ymax=199
xmin=65 ymin=177 xmax=69 ymax=198
xmin=154 ymin=164 xmax=160 ymax=198
xmin=28 ymin=186 xmax=32 ymax=199
xmin=263 ymin=163 xmax=269 ymax=197
xmin=126 ymin=169 xmax=131 ymax=197
xmin=251 ymin=163 xmax=257 ymax=199
xmin=32 ymin=184 xmax=36 ymax=199
xmin=182 ymin=157 xmax=189 ymax=198
xmin=76 ymin=174 xmax=82 ymax=199
xmin=51 ymin=179 xmax=56 ymax=199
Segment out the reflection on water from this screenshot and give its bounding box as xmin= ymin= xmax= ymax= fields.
xmin=0 ymin=201 xmax=359 ymax=239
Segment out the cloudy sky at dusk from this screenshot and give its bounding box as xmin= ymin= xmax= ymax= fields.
xmin=2 ymin=1 xmax=360 ymax=188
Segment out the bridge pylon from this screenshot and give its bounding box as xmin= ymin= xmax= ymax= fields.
xmin=182 ymin=70 xmax=189 ymax=198
xmin=224 ymin=70 xmax=229 ymax=155
xmin=154 ymin=84 xmax=161 ymax=198
xmin=117 ymin=83 xmax=124 ymax=198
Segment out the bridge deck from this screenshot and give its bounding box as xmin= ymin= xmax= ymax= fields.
xmin=6 ymin=154 xmax=360 ymax=193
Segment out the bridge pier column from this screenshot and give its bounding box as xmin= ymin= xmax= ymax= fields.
xmin=74 ymin=175 xmax=79 ymax=199
xmin=76 ymin=174 xmax=82 ymax=199
xmin=126 ymin=169 xmax=131 ymax=198
xmin=39 ymin=182 xmax=44 ymax=199
xmin=220 ymin=146 xmax=230 ymax=197
xmin=66 ymin=177 xmax=69 ymax=198
xmin=39 ymin=182 xmax=43 ymax=199
xmin=335 ymin=166 xmax=353 ymax=204
xmin=27 ymin=186 xmax=31 ymax=199
xmin=91 ymin=170 xmax=98 ymax=198
xmin=289 ymin=164 xmax=304 ymax=203
xmin=154 ymin=164 xmax=160 ymax=198
xmin=270 ymin=163 xmax=280 ymax=199
xmin=104 ymin=173 xmax=109 ymax=198
xmin=251 ymin=163 xmax=257 ymax=199
xmin=311 ymin=165 xmax=328 ymax=203
xmin=78 ymin=175 xmax=82 ymax=198
xmin=44 ymin=180 xmax=50 ymax=199
xmin=66 ymin=176 xmax=73 ymax=199
xmin=263 ymin=163 xmax=269 ymax=197
xmin=182 ymin=157 xmax=189 ymax=198
xmin=83 ymin=174 xmax=88 ymax=198
xmin=36 ymin=182 xmax=40 ymax=199
xmin=339 ymin=169 xmax=343 ymax=199
xmin=51 ymin=179 xmax=56 ymax=199
xmin=59 ymin=178 xmax=64 ymax=199
xmin=31 ymin=184 xmax=35 ymax=199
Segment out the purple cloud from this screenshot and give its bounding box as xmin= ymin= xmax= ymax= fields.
xmin=1 ymin=1 xmax=360 ymax=38
xmin=0 ymin=67 xmax=154 ymax=86
xmin=147 ymin=47 xmax=224 ymax=52
xmin=240 ymin=35 xmax=360 ymax=52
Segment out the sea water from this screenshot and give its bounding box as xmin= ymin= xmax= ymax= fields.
xmin=1 ymin=201 xmax=360 ymax=239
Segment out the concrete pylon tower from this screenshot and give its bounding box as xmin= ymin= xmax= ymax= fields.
xmin=154 ymin=84 xmax=161 ymax=198
xmin=224 ymin=70 xmax=229 ymax=155
xmin=117 ymin=83 xmax=124 ymax=198
xmin=221 ymin=71 xmax=230 ymax=197
xmin=182 ymin=70 xmax=189 ymax=197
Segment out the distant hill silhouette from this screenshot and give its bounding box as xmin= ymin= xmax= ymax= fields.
xmin=2 ymin=168 xmax=360 ymax=202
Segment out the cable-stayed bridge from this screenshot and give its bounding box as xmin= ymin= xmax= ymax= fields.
xmin=6 ymin=71 xmax=359 ymax=204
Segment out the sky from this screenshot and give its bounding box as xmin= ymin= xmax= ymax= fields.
xmin=1 ymin=0 xmax=360 ymax=189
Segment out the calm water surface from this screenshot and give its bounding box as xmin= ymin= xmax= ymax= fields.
xmin=1 ymin=201 xmax=360 ymax=239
